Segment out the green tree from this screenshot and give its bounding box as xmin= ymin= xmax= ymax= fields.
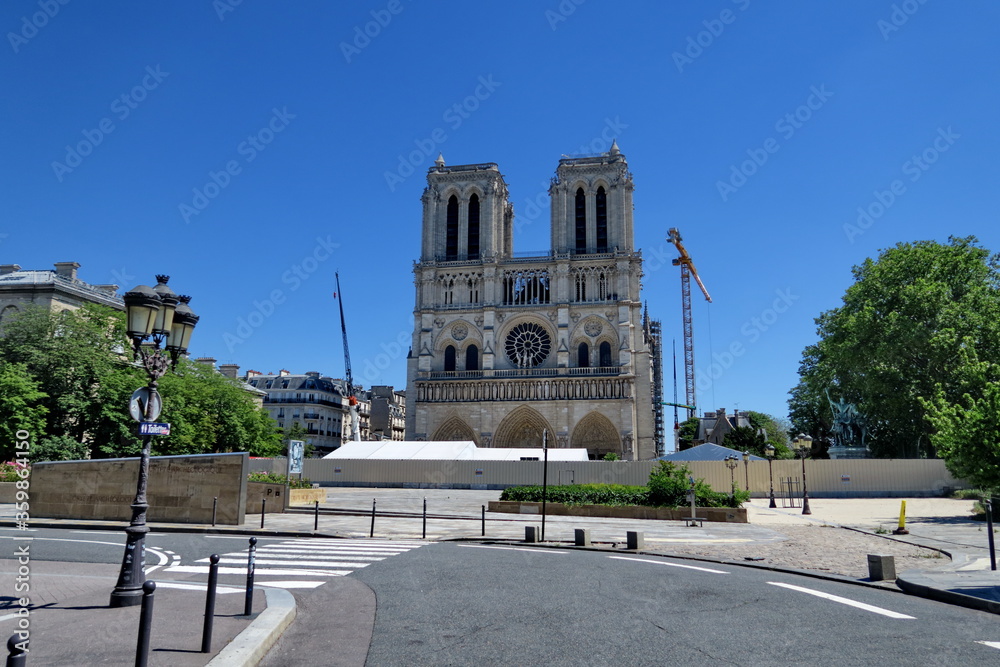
xmin=676 ymin=415 xmax=700 ymax=450
xmin=0 ymin=361 xmax=49 ymax=461
xmin=746 ymin=411 xmax=793 ymax=458
xmin=788 ymin=236 xmax=1000 ymax=458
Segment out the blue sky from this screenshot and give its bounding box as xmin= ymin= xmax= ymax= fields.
xmin=4 ymin=1 xmax=999 ymax=423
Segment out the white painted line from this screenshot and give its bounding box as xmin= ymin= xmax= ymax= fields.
xmin=165 ymin=565 xmax=351 ymax=577
xmin=144 ymin=548 xmax=169 ymax=575
xmin=768 ymin=582 xmax=915 ymax=619
xmin=457 ymin=545 xmax=568 ymax=555
xmin=977 ymin=641 xmax=1000 ymax=650
xmin=207 ymin=558 xmax=371 ymax=568
xmin=271 ymin=544 xmax=414 ymax=553
xmin=71 ymin=531 xmax=122 ymax=535
xmin=609 ymin=556 xmax=729 ymax=574
xmin=0 ymin=613 xmax=23 ymax=623
xmin=257 ymin=581 xmax=325 ymax=589
xmin=206 ymin=535 xmax=261 ymax=540
xmin=213 ymin=552 xmax=384 ymax=561
xmin=0 ymin=535 xmax=122 ymax=547
xmin=154 ymin=581 xmax=243 ymax=594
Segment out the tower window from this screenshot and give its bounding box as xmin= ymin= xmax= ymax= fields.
xmin=575 ymin=187 xmax=587 ymax=253
xmin=596 ymin=186 xmax=608 ymax=253
xmin=444 ymin=345 xmax=457 ymax=372
xmin=578 ymin=342 xmax=590 ymax=368
xmin=599 ymin=341 xmax=612 ymax=367
xmin=445 ymin=195 xmax=459 ymax=261
xmin=466 ymin=344 xmax=479 ymax=371
xmin=468 ymin=194 xmax=480 ymax=260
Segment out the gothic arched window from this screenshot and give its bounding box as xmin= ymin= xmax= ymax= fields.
xmin=596 ymin=186 xmax=608 ymax=252
xmin=444 ymin=345 xmax=457 ymax=372
xmin=466 ymin=344 xmax=479 ymax=371
xmin=468 ymin=194 xmax=480 ymax=260
xmin=575 ymin=187 xmax=587 ymax=254
xmin=599 ymin=341 xmax=612 ymax=367
xmin=445 ymin=195 xmax=459 ymax=261
xmin=578 ymin=342 xmax=590 ymax=368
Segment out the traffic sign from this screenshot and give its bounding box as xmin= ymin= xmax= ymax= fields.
xmin=130 ymin=388 xmax=162 ymax=422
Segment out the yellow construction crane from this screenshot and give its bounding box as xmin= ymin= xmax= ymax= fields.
xmin=667 ymin=228 xmax=712 ymax=420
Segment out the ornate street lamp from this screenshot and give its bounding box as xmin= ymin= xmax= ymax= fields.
xmin=724 ymin=455 xmax=738 ymax=502
xmin=793 ymin=433 xmax=813 ymax=515
xmin=742 ymin=450 xmax=751 ymax=498
xmin=765 ymin=444 xmax=777 ymax=508
xmin=110 ymin=276 xmax=198 ymax=608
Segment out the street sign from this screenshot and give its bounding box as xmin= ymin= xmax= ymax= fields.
xmin=129 ymin=388 xmax=162 ymax=422
xmin=139 ymin=422 xmax=171 ymax=436
xmin=288 ymin=440 xmax=304 ymax=475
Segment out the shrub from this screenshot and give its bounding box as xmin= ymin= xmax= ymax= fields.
xmin=0 ymin=461 xmax=28 ymax=483
xmin=248 ymin=471 xmax=313 ymax=489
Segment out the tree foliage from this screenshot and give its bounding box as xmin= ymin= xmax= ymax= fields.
xmin=788 ymin=236 xmax=1000 ymax=459
xmin=0 ymin=361 xmax=48 ymax=461
xmin=0 ymin=304 xmax=280 ymax=461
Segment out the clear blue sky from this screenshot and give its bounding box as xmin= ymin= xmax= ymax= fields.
xmin=4 ymin=1 xmax=999 ymax=422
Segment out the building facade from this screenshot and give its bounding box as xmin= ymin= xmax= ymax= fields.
xmin=405 ymin=145 xmax=662 ymax=460
xmin=246 ymin=370 xmax=351 ymax=455
xmin=0 ymin=262 xmax=122 ymax=323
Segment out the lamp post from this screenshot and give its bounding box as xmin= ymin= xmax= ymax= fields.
xmin=793 ymin=433 xmax=813 ymax=515
xmin=724 ymin=455 xmax=738 ymax=501
xmin=110 ymin=276 xmax=198 ymax=608
xmin=742 ymin=450 xmax=751 ymax=498
xmin=765 ymin=444 xmax=777 ymax=508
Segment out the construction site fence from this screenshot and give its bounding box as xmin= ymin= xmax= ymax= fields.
xmin=249 ymin=457 xmax=966 ymax=498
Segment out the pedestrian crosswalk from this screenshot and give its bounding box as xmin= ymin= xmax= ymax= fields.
xmin=163 ymin=538 xmax=424 ymax=589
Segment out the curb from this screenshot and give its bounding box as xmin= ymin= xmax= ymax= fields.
xmin=896 ymin=571 xmax=1000 ymax=615
xmin=207 ymin=588 xmax=296 ymax=666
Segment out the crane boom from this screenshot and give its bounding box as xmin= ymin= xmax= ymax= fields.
xmin=335 ymin=272 xmax=361 ymax=442
xmin=667 ymin=228 xmax=712 ymax=421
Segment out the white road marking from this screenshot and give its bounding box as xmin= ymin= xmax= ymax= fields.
xmin=207 ymin=557 xmax=372 ymax=568
xmin=206 ymin=535 xmax=259 ymax=540
xmin=457 ymin=545 xmax=568 ymax=555
xmin=164 ymin=565 xmax=353 ymax=576
xmin=145 ymin=547 xmax=169 ymax=575
xmin=214 ymin=552 xmax=384 ymax=561
xmin=977 ymin=641 xmax=1000 ymax=650
xmin=153 ymin=581 xmax=243 ymax=594
xmin=768 ymin=582 xmax=915 ymax=619
xmin=609 ymin=556 xmax=729 ymax=574
xmin=0 ymin=535 xmax=121 ymax=547
xmin=257 ymin=581 xmax=325 ymax=589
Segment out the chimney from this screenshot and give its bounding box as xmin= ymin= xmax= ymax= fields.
xmin=246 ymin=369 xmax=261 ymax=379
xmin=305 ymin=371 xmax=321 ymax=378
xmin=219 ymin=363 xmax=240 ymax=379
xmin=195 ymin=357 xmax=217 ymax=369
xmin=54 ymin=262 xmax=80 ymax=280
xmin=0 ymin=264 xmax=21 ymax=275
xmin=279 ymin=369 xmax=290 ymax=377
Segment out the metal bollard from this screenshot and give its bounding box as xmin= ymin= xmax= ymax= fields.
xmin=314 ymin=500 xmax=320 ymax=531
xmin=260 ymin=498 xmax=266 ymax=529
xmin=212 ymin=496 xmax=218 ymax=527
xmin=201 ymin=554 xmax=221 ymax=653
xmin=422 ymin=497 xmax=427 ymax=539
xmin=370 ymin=499 xmax=376 ymax=538
xmin=244 ymin=537 xmax=257 ymax=616
xmin=987 ymin=499 xmax=997 ymax=571
xmin=482 ymin=504 xmax=485 ymax=537
xmin=135 ymin=580 xmax=156 ymax=667
xmin=6 ymin=633 xmax=28 ymax=667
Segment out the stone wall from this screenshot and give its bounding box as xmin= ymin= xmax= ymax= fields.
xmin=30 ymin=452 xmax=248 ymax=525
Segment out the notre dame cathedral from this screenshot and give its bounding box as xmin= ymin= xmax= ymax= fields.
xmin=404 ymin=143 xmax=664 ymax=460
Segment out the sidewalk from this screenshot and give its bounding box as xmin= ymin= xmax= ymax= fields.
xmin=2 ymin=492 xmax=998 ymax=664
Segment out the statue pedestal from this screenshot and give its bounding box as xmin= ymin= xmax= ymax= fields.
xmin=828 ymin=446 xmax=870 ymax=459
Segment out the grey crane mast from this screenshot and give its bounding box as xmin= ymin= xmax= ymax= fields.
xmin=335 ymin=272 xmax=361 ymax=442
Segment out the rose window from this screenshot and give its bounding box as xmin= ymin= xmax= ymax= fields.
xmin=504 ymin=322 xmax=551 ymax=368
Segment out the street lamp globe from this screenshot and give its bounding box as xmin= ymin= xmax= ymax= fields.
xmin=167 ymin=296 xmax=199 ymax=361
xmin=151 ymin=275 xmax=179 ymax=336
xmin=123 ymin=285 xmax=161 ymax=344
xmin=765 ymin=444 xmax=775 ymax=459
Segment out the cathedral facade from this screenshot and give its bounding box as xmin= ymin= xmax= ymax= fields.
xmin=404 ymin=144 xmax=662 ymax=460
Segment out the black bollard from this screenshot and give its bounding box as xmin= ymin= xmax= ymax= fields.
xmin=369 ymin=499 xmax=376 ymax=538
xmin=212 ymin=496 xmax=218 ymax=527
xmin=135 ymin=580 xmax=156 ymax=667
xmin=481 ymin=504 xmax=485 ymax=537
xmin=422 ymin=497 xmax=427 ymax=539
xmin=244 ymin=537 xmax=257 ymax=616
xmin=260 ymin=498 xmax=266 ymax=529
xmin=201 ymin=554 xmax=221 ymax=653
xmin=314 ymin=499 xmax=320 ymax=531
xmin=987 ymin=499 xmax=997 ymax=571
xmin=7 ymin=633 xmax=28 ymax=667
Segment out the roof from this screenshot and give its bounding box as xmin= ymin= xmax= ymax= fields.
xmin=659 ymin=443 xmax=766 ymax=462
xmin=323 ymin=441 xmax=590 ymax=461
